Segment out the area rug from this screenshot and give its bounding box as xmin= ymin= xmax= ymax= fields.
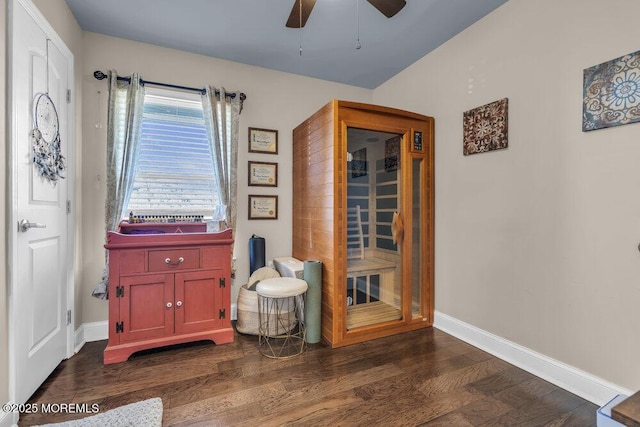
xmin=36 ymin=397 xmax=163 ymax=427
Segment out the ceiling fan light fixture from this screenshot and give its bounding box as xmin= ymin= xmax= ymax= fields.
xmin=285 ymin=0 xmax=405 ymax=29
xmin=366 ymin=0 xmax=406 ymax=18
xmin=286 ymin=0 xmax=407 ymax=53
xmin=286 ymin=0 xmax=316 ymax=28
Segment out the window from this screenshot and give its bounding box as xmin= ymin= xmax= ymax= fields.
xmin=126 ymin=87 xmax=219 ymax=216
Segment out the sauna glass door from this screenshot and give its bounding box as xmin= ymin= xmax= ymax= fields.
xmin=346 ymin=128 xmax=403 ymax=330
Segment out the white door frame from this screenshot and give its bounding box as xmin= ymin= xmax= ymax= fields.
xmin=7 ymin=0 xmax=76 ymax=411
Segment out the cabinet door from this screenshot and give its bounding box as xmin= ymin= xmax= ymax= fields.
xmin=175 ymin=269 xmax=224 ymax=334
xmin=119 ymin=274 xmax=174 ymax=342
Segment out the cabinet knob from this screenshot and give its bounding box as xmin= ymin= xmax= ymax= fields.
xmin=166 ymin=302 xmax=173 ymax=308
xmin=176 ymin=300 xmax=183 ymax=307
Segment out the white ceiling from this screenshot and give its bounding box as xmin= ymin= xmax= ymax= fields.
xmin=64 ymin=0 xmax=508 ymax=89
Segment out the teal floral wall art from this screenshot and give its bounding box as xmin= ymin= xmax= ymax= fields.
xmin=583 ymin=50 xmax=640 ymax=131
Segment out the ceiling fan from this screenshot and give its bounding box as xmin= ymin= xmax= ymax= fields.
xmin=286 ymin=0 xmax=407 ymax=28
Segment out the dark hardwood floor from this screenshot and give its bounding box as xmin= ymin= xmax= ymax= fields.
xmin=20 ymin=327 xmax=597 ymax=426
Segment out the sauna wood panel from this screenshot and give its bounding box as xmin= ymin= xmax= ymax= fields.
xmin=293 ymin=206 xmax=333 ymax=221
xmin=292 ymin=236 xmax=335 ymax=260
xmin=293 ymin=100 xmax=434 ymax=348
xmin=293 ymin=101 xmax=338 ymax=345
xmin=304 ymin=159 xmax=335 ymax=178
xmin=293 ymin=150 xmax=333 ymax=166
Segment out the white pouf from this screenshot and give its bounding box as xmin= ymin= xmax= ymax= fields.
xmin=256 ymin=277 xmax=308 ymax=297
xmin=256 ymin=277 xmax=308 ymax=358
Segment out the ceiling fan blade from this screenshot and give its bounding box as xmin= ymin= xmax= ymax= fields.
xmin=286 ymin=0 xmax=317 ymax=28
xmin=366 ymin=0 xmax=406 ymax=18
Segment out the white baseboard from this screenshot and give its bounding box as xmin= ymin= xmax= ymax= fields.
xmin=231 ymin=302 xmax=237 ymax=321
xmin=73 ymin=324 xmax=85 ymax=354
xmin=434 ymin=311 xmax=632 ymax=406
xmin=75 ymin=320 xmax=109 ymax=346
xmin=72 ymin=321 xmax=108 ymax=356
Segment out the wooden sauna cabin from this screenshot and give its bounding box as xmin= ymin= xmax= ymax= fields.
xmin=292 ymin=100 xmax=434 ymax=348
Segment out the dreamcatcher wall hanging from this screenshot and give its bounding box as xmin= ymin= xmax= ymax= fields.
xmin=31 ymin=38 xmax=66 ymax=184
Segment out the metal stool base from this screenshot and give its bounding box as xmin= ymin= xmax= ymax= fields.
xmin=258 ymin=294 xmax=306 ymax=358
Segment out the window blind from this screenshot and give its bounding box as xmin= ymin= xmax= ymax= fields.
xmin=127 ymin=91 xmax=219 ymax=216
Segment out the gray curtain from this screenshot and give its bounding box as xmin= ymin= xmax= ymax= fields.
xmin=202 ymin=86 xmax=241 ymax=240
xmin=93 ymin=70 xmax=145 ymax=300
xmin=105 ymin=71 xmax=145 ymax=231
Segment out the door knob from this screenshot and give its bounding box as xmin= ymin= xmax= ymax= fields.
xmin=176 ymin=301 xmax=183 ymax=307
xmin=18 ymin=219 xmax=46 ymax=232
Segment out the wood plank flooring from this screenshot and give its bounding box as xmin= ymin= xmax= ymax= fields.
xmin=19 ymin=327 xmax=597 ymax=426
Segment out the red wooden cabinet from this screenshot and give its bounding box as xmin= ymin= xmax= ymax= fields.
xmin=103 ymin=228 xmax=234 ymax=364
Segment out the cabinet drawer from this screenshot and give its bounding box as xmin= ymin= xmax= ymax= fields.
xmin=117 ymin=250 xmax=146 ymax=274
xmin=148 ymin=248 xmax=200 ymax=271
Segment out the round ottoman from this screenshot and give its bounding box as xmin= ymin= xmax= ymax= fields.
xmin=256 ymin=277 xmax=308 ymax=358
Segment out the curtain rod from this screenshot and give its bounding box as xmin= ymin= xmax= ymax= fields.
xmin=93 ymin=70 xmax=246 ymax=102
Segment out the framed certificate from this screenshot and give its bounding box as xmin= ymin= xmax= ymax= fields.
xmin=248 ymin=161 xmax=278 ymax=187
xmin=248 ymin=127 xmax=278 ymax=154
xmin=248 ymin=195 xmax=278 ymax=220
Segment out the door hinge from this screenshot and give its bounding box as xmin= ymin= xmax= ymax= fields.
xmin=219 ymin=277 xmax=226 ymax=288
xmin=219 ymin=308 xmax=226 ymax=319
xmin=66 ymin=310 xmax=72 ymax=325
xmin=115 ymin=321 xmax=124 ymax=333
xmin=66 ymin=200 xmax=71 ymax=214
xmin=116 ymin=285 xmax=124 ymax=297
xmin=67 ymin=88 xmax=71 ymax=104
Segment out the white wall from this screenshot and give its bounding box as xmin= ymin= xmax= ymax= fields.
xmin=374 ymin=0 xmax=640 ymax=391
xmin=80 ymin=32 xmax=373 ymax=323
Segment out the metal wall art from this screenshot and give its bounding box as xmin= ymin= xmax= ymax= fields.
xmin=351 ymin=147 xmax=367 ymax=177
xmin=463 ymin=98 xmax=508 ymax=156
xmin=583 ymin=50 xmax=640 ymax=131
xmin=384 ymin=135 xmax=401 ymax=172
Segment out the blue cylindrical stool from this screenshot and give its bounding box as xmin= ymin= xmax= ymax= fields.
xmin=256 ymin=277 xmax=308 ymax=358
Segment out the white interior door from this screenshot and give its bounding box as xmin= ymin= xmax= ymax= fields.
xmin=9 ymin=0 xmax=74 ymax=405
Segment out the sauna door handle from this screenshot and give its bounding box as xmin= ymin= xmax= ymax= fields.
xmin=392 ymin=211 xmax=404 ymax=245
